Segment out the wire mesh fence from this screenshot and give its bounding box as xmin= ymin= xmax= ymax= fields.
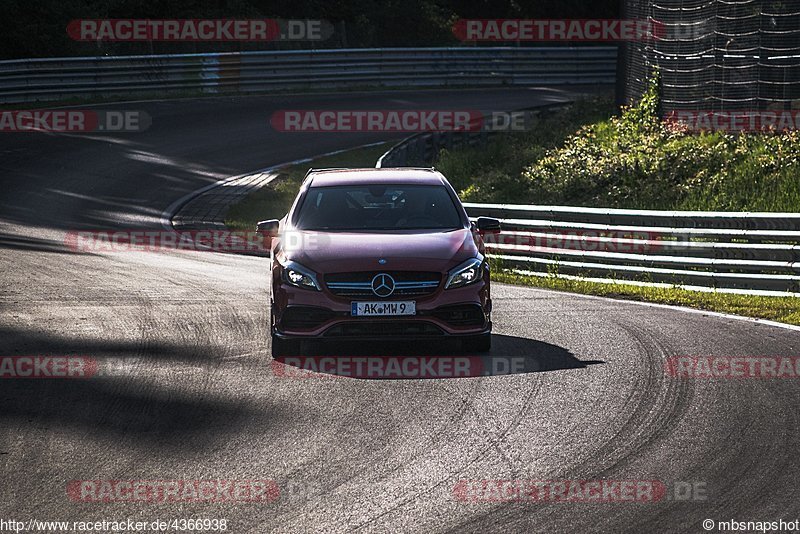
xmin=622 ymin=0 xmax=800 ymax=113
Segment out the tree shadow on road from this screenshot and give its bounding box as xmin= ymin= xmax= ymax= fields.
xmin=0 ymin=231 xmax=89 ymax=255
xmin=271 ymin=334 xmax=604 ymax=380
xmin=0 ymin=326 xmax=289 ymax=451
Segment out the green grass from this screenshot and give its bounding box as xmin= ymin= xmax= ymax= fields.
xmin=493 ymin=271 xmax=800 ymax=326
xmin=225 ymin=142 xmax=395 ymax=231
xmin=438 ymin=97 xmax=618 ymax=204
xmin=436 ymin=80 xmax=800 ymax=325
xmin=437 ymin=80 xmax=800 ymax=212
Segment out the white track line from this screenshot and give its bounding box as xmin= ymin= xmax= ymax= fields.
xmin=500 ymin=281 xmax=800 ymax=333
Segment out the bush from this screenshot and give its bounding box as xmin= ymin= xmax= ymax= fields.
xmin=437 ymin=80 xmax=800 ymax=212
xmin=437 ymin=98 xmax=616 ymax=203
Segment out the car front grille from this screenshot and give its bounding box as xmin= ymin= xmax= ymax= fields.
xmin=323 ymin=321 xmax=444 ymax=337
xmin=325 ymin=271 xmax=441 ymax=298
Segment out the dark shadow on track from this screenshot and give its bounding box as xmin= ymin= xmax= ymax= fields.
xmin=0 ymin=326 xmax=224 ymax=365
xmin=0 ymin=379 xmax=275 ymax=447
xmin=0 ymin=232 xmax=88 ymax=255
xmin=272 ymin=334 xmax=603 ymax=380
xmin=0 ymin=327 xmax=291 ymax=449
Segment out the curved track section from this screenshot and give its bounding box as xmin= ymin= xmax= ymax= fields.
xmin=1 ymin=87 xmax=799 ymax=533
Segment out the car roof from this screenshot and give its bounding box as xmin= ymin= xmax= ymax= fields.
xmin=305 ymin=167 xmax=447 ymax=187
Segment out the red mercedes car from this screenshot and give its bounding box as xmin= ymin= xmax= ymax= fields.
xmin=259 ymin=167 xmax=500 ymax=357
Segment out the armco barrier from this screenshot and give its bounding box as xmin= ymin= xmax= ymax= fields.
xmin=376 ymin=137 xmax=800 ymax=295
xmin=0 ymin=47 xmax=617 ymax=104
xmin=463 ymin=203 xmax=800 ymax=295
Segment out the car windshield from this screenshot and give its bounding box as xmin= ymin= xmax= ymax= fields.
xmin=294 ymin=184 xmax=463 ymax=231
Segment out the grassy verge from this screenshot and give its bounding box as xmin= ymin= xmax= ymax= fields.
xmin=438 ymin=80 xmax=800 ymax=211
xmin=437 ymin=80 xmax=800 ymax=325
xmin=493 ymin=271 xmax=800 ymax=327
xmin=438 ymin=97 xmax=618 ymax=203
xmin=225 ymin=141 xmax=395 ymax=231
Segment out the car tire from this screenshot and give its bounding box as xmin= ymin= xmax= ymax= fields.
xmin=271 ymin=334 xmax=301 ymax=358
xmin=463 ymin=332 xmax=491 ymax=353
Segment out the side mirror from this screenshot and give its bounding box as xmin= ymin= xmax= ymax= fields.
xmin=475 ymin=217 xmax=501 ymax=234
xmin=256 ymin=219 xmax=280 ymax=237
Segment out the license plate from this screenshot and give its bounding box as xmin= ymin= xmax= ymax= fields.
xmin=351 ymin=301 xmax=416 ymax=316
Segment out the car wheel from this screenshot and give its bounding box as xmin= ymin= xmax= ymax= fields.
xmin=463 ymin=332 xmax=491 ymax=353
xmin=271 ymin=334 xmax=301 ymax=358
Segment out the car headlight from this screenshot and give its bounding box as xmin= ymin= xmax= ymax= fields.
xmin=280 ymin=260 xmax=321 ymax=291
xmin=445 ymin=257 xmax=484 ymax=290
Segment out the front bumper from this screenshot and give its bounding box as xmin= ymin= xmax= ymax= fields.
xmin=271 ymin=279 xmax=491 ymax=340
xmin=273 ymin=324 xmax=492 ymax=341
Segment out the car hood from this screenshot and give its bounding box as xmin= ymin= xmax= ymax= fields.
xmin=278 ymin=228 xmax=479 ymax=273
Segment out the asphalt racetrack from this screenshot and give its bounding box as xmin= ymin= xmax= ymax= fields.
xmin=1 ymin=87 xmax=799 ymax=533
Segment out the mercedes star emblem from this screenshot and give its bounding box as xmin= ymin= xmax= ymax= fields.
xmin=371 ymin=273 xmax=395 ymax=298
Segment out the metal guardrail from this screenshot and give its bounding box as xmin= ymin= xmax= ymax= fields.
xmin=0 ymin=46 xmax=617 ymax=104
xmin=463 ymin=203 xmax=800 ymax=295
